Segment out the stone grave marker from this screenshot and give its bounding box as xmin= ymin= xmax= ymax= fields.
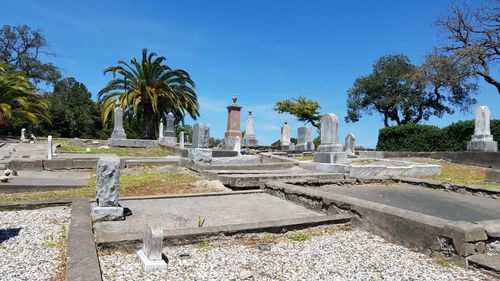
xmin=92 ymin=155 xmax=124 ymax=221
xmin=314 ymin=113 xmax=347 ymax=164
xmin=344 ymin=133 xmax=356 ymax=156
xmin=280 ymin=122 xmax=291 ymax=150
xmin=242 ymin=111 xmax=258 ymax=147
xmin=296 ymin=127 xmax=314 ymax=151
xmin=137 ymin=224 xmax=167 ymax=272
xmin=110 ymin=100 xmax=127 ymax=139
xmin=179 ymin=131 xmax=185 ymax=149
xmin=192 ymin=123 xmax=210 ymax=148
xmin=159 ymin=112 xmax=177 ymax=146
xmin=467 ymin=105 xmax=498 ymax=152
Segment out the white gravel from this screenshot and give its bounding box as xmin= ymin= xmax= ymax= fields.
xmin=99 ymin=227 xmax=492 ymax=281
xmin=0 ymin=207 xmax=70 ymax=281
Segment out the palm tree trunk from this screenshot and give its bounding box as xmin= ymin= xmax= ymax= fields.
xmin=141 ymin=110 xmax=157 ymax=139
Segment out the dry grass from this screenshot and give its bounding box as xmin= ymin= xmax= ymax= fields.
xmin=0 ymin=166 xmax=220 ymax=203
xmin=391 ymin=157 xmax=500 ymax=189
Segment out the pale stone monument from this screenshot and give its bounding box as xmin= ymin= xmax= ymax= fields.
xmin=159 ymin=112 xmax=177 ymax=146
xmin=188 ymin=148 xmax=212 ymax=163
xmin=314 ymin=113 xmax=347 ymax=164
xmin=467 ymin=106 xmax=498 ymax=152
xmin=158 ymin=121 xmax=164 ymax=141
xmin=137 ymin=224 xmax=167 ymax=272
xmin=92 ymin=155 xmax=124 ymax=221
xmin=296 ymin=127 xmax=315 ymax=151
xmin=192 ymin=123 xmax=210 ymax=148
xmin=242 ymin=111 xmax=258 ymax=147
xmin=110 ymin=100 xmax=127 ymax=139
xmin=280 ymin=122 xmax=291 ymax=150
xmin=224 ymin=95 xmax=242 ymax=149
xmin=47 ymin=135 xmax=53 ymax=160
xmin=20 ymin=128 xmax=26 ymax=142
xmin=344 ymin=132 xmax=356 ymax=156
xmin=179 ymin=131 xmax=185 ymax=149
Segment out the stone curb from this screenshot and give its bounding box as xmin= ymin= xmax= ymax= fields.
xmin=96 ymin=214 xmax=351 ymax=245
xmin=119 ymin=190 xmax=264 ymax=201
xmin=66 ymin=199 xmax=102 ymax=281
xmin=0 ymin=199 xmax=73 ymax=211
xmin=391 ymin=177 xmax=500 ymax=199
xmin=263 ymin=181 xmax=491 ymax=268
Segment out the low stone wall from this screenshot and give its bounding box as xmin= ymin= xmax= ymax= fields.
xmin=486 ymin=169 xmax=500 ymax=183
xmin=263 ymin=181 xmax=499 ymax=269
xmin=107 ymin=138 xmax=158 ymax=148
xmin=358 ymin=151 xmax=500 ymax=169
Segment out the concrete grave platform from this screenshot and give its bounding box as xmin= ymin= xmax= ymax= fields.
xmin=93 ymin=191 xmax=350 ymax=244
xmin=217 ymin=172 xmax=346 ymax=189
xmin=0 ymin=170 xmax=90 ymax=193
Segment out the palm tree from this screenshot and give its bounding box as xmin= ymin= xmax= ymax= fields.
xmin=0 ymin=63 xmax=50 ymax=127
xmin=98 ymin=49 xmax=199 ymax=139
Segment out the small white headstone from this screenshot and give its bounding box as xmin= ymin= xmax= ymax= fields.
xmin=137 ymin=224 xmax=167 ymax=272
xmin=280 ymin=122 xmax=291 ymax=147
xmin=344 ymin=133 xmax=356 ymax=156
xmin=20 ymin=128 xmax=26 ymax=141
xmin=467 ymin=105 xmax=498 ymax=152
xmin=158 ymin=121 xmax=164 ymax=140
xmin=47 ymin=136 xmax=53 ymax=160
xmin=179 ymin=131 xmax=185 ymax=149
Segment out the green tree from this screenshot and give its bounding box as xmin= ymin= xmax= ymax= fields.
xmin=346 ymin=54 xmax=477 ymax=127
xmin=437 ymin=2 xmax=500 ymax=94
xmin=0 ymin=63 xmax=50 ymax=129
xmin=273 ymin=96 xmax=321 ymax=129
xmin=40 ymin=77 xmax=102 ymax=138
xmin=0 ymin=25 xmax=61 ymax=87
xmin=98 ymin=49 xmax=199 ymax=139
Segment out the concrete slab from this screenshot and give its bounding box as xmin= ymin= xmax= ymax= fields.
xmin=94 ymin=192 xmax=328 ymax=243
xmin=316 ymin=184 xmax=500 ymax=222
xmin=218 ymin=172 xmax=345 ymax=188
xmin=0 ymin=170 xmax=90 ymax=192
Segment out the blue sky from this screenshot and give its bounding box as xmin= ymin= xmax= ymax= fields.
xmin=2 ymin=0 xmax=499 ymax=146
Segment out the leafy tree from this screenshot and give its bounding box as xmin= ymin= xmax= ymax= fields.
xmin=0 ymin=25 xmax=61 ymax=87
xmin=437 ymin=1 xmax=500 ymax=94
xmin=273 ymin=96 xmax=321 ymax=129
xmin=0 ymin=63 xmax=50 ymax=129
xmin=345 ymin=54 xmax=477 ymax=127
xmin=98 ymin=49 xmax=199 ymax=139
xmin=40 ymin=77 xmax=102 ymax=138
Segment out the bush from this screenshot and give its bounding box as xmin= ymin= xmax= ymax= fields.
xmin=376 ymin=120 xmax=500 ymax=152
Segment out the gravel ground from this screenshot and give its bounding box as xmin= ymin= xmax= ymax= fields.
xmin=99 ymin=226 xmax=493 ymax=281
xmin=0 ymin=207 xmax=70 ymax=281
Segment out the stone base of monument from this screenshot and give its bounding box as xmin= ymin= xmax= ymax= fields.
xmin=107 ymin=138 xmax=158 ymax=148
xmin=296 ymin=142 xmax=315 ymax=151
xmin=281 ymin=144 xmax=295 ymax=151
xmin=137 ymin=249 xmax=167 ymax=272
xmin=313 ymin=152 xmax=347 ymax=164
xmin=188 ymin=148 xmax=212 ymax=163
xmin=159 ymin=136 xmax=177 ymax=146
xmin=92 ymin=206 xmax=124 ymax=221
xmin=242 ymin=135 xmax=258 ymax=147
xmin=467 ymin=140 xmax=498 ymax=152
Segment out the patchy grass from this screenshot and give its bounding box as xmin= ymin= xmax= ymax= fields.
xmin=391 ymin=157 xmax=500 ymax=189
xmin=294 ymin=156 xmax=313 ymax=161
xmin=56 ymin=141 xmax=171 ymax=157
xmin=0 ymin=166 xmax=221 ymax=203
xmin=288 ymin=232 xmax=310 ymax=242
xmin=198 ymin=241 xmax=212 ymax=250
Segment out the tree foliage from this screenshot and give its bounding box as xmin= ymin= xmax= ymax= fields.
xmin=40 ymin=77 xmax=103 ymax=138
xmin=98 ymin=49 xmax=199 ymax=139
xmin=0 ymin=63 xmax=50 ymax=128
xmin=0 ymin=25 xmax=61 ymax=87
xmin=346 ymin=54 xmax=477 ymax=126
xmin=437 ymin=1 xmax=500 ymax=94
xmin=273 ymin=96 xmax=321 ymax=129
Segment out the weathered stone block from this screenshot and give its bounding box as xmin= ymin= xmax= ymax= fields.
xmin=137 ymin=224 xmax=167 ymax=272
xmin=92 ymin=206 xmax=124 ymax=221
xmin=313 ymin=151 xmax=347 ymax=164
xmin=188 ymin=148 xmax=212 ymax=163
xmin=192 ymin=123 xmax=210 ymax=148
xmin=96 ymin=155 xmax=121 ymax=207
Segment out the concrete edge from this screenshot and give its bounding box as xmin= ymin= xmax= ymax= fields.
xmin=96 ymin=214 xmax=351 ymax=245
xmin=119 ymin=190 xmax=265 ymax=201
xmin=66 ymin=199 xmax=102 ymax=281
xmin=392 ymin=177 xmax=500 ymax=198
xmin=0 ymin=199 xmax=73 ymax=211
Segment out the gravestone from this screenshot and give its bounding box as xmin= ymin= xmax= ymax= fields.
xmin=226 ymin=136 xmax=241 ymax=154
xmin=192 ymin=123 xmax=210 ymax=148
xmin=296 ymin=127 xmax=315 ymax=151
xmin=47 ymin=135 xmax=53 ymax=160
xmin=467 ymin=106 xmax=498 ymax=152
xmin=137 ymin=224 xmax=167 ymax=272
xmin=280 ymin=122 xmax=291 ymax=150
xmin=314 ymin=113 xmax=347 ymax=164
xmin=158 ymin=121 xmax=164 ymax=141
xmin=20 ymin=128 xmax=26 ymax=142
xmin=224 ymin=95 xmax=242 ymax=149
xmin=159 ymin=112 xmax=177 ymax=146
xmin=344 ymin=132 xmax=356 ymax=156
xmin=110 ymin=101 xmax=127 ymax=139
xmin=242 ymin=111 xmax=258 ymax=147
xmin=188 ymin=148 xmax=212 ymax=163
xmin=92 ymin=155 xmax=124 ymax=221
xmin=179 ymin=131 xmax=185 ymax=149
